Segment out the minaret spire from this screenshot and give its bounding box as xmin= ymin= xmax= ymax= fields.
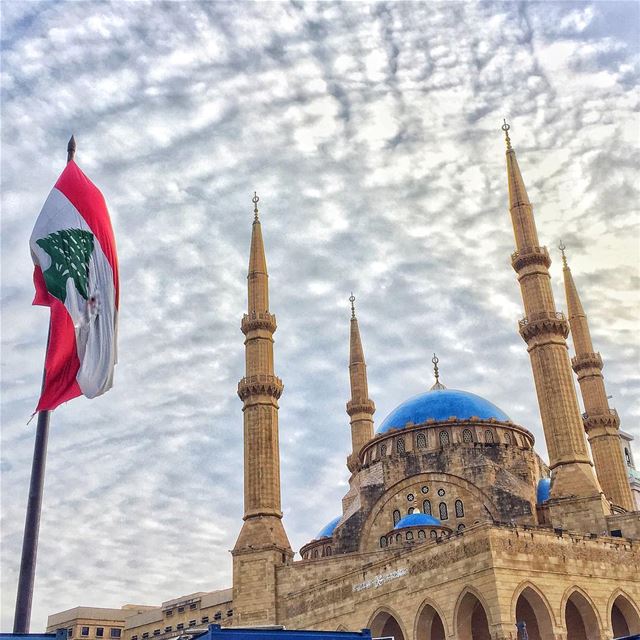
xmin=346 ymin=294 xmax=375 ymax=473
xmin=233 ymin=194 xmax=292 ymax=625
xmin=561 ymin=244 xmax=634 ymax=511
xmin=430 ymin=353 xmax=446 ymax=390
xmin=502 ymin=122 xmax=607 ymax=529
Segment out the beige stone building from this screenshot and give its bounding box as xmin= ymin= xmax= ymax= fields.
xmin=48 ymin=126 xmax=640 ymax=639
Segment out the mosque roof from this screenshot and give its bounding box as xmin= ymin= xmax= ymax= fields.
xmin=394 ymin=512 xmax=443 ymax=529
xmin=377 ymin=388 xmax=511 ymax=434
xmin=315 ymin=516 xmax=341 ymax=540
xmin=537 ymin=477 xmax=551 ymax=504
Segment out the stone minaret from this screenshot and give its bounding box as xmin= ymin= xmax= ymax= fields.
xmin=501 ymin=122 xmax=606 ymax=524
xmin=232 ymin=194 xmax=292 ymax=625
xmin=560 ymin=244 xmax=634 ymax=511
xmin=346 ymin=294 xmax=375 ymax=473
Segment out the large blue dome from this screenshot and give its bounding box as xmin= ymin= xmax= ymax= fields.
xmin=394 ymin=512 xmax=442 ymax=529
xmin=315 ymin=516 xmax=341 ymax=540
xmin=377 ymin=389 xmax=511 ymax=434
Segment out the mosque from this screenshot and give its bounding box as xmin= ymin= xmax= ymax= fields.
xmin=47 ymin=126 xmax=640 ymax=639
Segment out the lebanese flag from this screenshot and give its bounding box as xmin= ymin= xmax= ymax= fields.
xmin=29 ymin=160 xmax=119 ymax=412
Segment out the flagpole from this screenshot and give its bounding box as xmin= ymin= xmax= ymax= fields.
xmin=13 ymin=136 xmax=75 ymax=633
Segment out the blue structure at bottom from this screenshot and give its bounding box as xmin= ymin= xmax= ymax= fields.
xmin=202 ymin=626 xmax=371 ymax=640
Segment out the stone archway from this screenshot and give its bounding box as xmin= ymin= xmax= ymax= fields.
xmin=369 ymin=609 xmax=406 ymax=640
xmin=564 ymin=590 xmax=601 ymax=640
xmin=415 ymin=601 xmax=446 ymax=640
xmin=456 ymin=590 xmax=491 ymax=640
xmin=611 ymin=592 xmax=640 ymax=637
xmin=513 ymin=585 xmax=554 ymax=640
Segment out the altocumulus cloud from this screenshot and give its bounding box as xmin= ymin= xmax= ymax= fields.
xmin=1 ymin=0 xmax=638 ymax=630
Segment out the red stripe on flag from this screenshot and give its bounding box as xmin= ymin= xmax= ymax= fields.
xmin=33 ymin=266 xmax=82 ymax=411
xmin=54 ymin=161 xmax=120 ymax=308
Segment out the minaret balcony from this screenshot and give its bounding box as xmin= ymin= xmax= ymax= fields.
xmin=238 ymin=374 xmax=284 ymax=400
xmin=241 ymin=312 xmax=277 ymax=334
xmin=571 ymin=351 xmax=603 ymax=373
xmin=518 ymin=310 xmax=569 ymax=342
xmin=582 ymin=408 xmax=620 ymax=432
xmin=346 ymin=398 xmax=376 ymax=417
xmin=511 ymin=246 xmax=551 ymax=272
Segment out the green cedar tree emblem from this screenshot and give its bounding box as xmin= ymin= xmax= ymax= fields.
xmin=36 ymin=228 xmax=95 ymax=303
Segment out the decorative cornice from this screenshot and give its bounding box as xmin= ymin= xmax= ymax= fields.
xmin=238 ymin=374 xmax=283 ymax=400
xmin=518 ymin=311 xmax=569 ymax=342
xmin=571 ymin=351 xmax=603 ymax=374
xmin=346 ymin=399 xmax=376 ymax=417
xmin=582 ymin=408 xmax=620 ymax=432
xmin=511 ymin=245 xmax=551 ymax=272
xmin=241 ymin=311 xmax=277 ymax=334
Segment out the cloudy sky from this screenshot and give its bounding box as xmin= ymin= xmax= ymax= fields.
xmin=1 ymin=0 xmax=639 ymax=631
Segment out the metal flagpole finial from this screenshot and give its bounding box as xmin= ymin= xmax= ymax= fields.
xmin=558 ymin=239 xmax=567 ymax=268
xmin=501 ymin=119 xmax=512 ymax=151
xmin=67 ymin=134 xmax=76 ymax=163
xmin=349 ymin=293 xmax=356 ymax=318
xmin=430 ymin=353 xmax=446 ymax=390
xmin=252 ymin=192 xmax=260 ymax=221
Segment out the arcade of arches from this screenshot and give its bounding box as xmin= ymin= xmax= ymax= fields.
xmin=364 ymin=587 xmax=640 ymax=640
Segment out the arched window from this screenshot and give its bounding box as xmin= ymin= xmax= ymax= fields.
xmin=455 ymin=499 xmax=464 ymax=517
xmin=439 ymin=502 xmax=448 ymax=520
xmin=423 ymin=499 xmax=432 ymax=515
xmin=395 ymin=533 xmax=402 ymax=543
xmin=396 ymin=437 xmax=405 ymax=454
xmin=417 ymin=432 xmax=427 ymax=448
xmin=418 ymin=529 xmax=426 ymax=539
xmin=504 ymin=432 xmax=512 ymax=444
xmin=380 ymin=443 xmax=387 ymax=457
xmin=408 ymin=507 xmax=415 ymax=514
xmin=393 ymin=509 xmax=401 ymax=525
xmin=312 ymin=549 xmax=318 ymax=558
xmin=457 ymin=523 xmax=465 ymax=531
xmin=430 ymin=530 xmax=437 ymax=539
xmin=462 ymin=429 xmax=473 ymax=443
xmin=439 ymin=430 xmax=450 ymax=446
xmin=485 ymin=429 xmax=495 ymax=443
xmin=380 ymin=537 xmax=387 ymax=548
xmin=406 ymin=531 xmax=414 ymax=540
xmin=325 ymin=546 xmax=332 ymax=556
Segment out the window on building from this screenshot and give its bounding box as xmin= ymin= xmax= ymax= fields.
xmin=67 ymin=629 xmax=73 ymax=638
xmin=504 ymin=432 xmax=512 ymax=444
xmin=380 ymin=536 xmax=387 ymax=548
xmin=131 ymin=636 xmax=137 ymax=640
xmin=189 ymin=620 xmax=196 ymax=627
xmin=312 ymin=549 xmax=318 ymax=558
xmin=439 ymin=502 xmax=448 ymax=520
xmin=325 ymin=546 xmax=332 ymax=556
xmin=462 ymin=429 xmax=473 ymax=443
xmin=430 ymin=530 xmax=437 ymax=539
xmin=417 ymin=432 xmax=427 ymax=448
xmin=423 ymin=499 xmax=431 ymax=515
xmin=176 ymin=624 xmax=184 ymax=631
xmin=455 ymin=499 xmax=464 ymax=517
xmin=380 ymin=444 xmax=387 ymax=457
xmin=110 ymin=630 xmax=121 ymax=639
xmin=406 ymin=531 xmax=414 ymax=540
xmin=165 ymin=611 xmax=173 ymax=618
xmin=393 ymin=509 xmax=401 ymax=525
xmin=189 ymin=603 xmax=197 ymax=611
xmin=395 ymin=533 xmax=402 ymax=543
xmin=153 ymin=630 xmax=160 ymax=636
xmin=407 ymin=492 xmax=415 ymax=502
xmin=165 ymin=627 xmax=172 ymax=633
xmin=408 ymin=507 xmax=415 ymax=514
xmin=485 ymin=429 xmax=495 ymax=443
xmin=201 ymin=618 xmax=209 ymax=624
xmin=418 ymin=529 xmax=426 ymax=539
xmin=96 ymin=629 xmax=104 ymax=638
xmin=396 ymin=437 xmax=405 ymax=454
xmin=142 ymin=633 xmax=149 ymax=639
xmin=226 ymin=610 xmax=233 ymax=618
xmin=421 ymin=485 xmax=429 ymax=494
xmin=458 ymin=523 xmax=466 ymax=531
xmin=625 ymin=448 xmax=632 ymax=466
xmin=437 ymin=488 xmax=445 ymax=496
xmin=81 ymin=628 xmax=89 ymax=637
xmin=214 ymin=613 xmax=222 ymax=621
xmin=439 ymin=431 xmax=449 ymax=446
xmin=177 ymin=607 xmax=184 ymax=614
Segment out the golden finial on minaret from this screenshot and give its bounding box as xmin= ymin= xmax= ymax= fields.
xmin=252 ymin=191 xmax=260 ymax=221
xmin=559 ymin=240 xmax=568 ymax=268
xmin=502 ymin=119 xmax=512 ymax=151
xmin=349 ymin=292 xmax=356 ymax=318
xmin=430 ymin=353 xmax=446 ymax=390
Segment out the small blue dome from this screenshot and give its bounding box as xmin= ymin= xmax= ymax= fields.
xmin=537 ymin=477 xmax=551 ymax=504
xmin=394 ymin=512 xmax=442 ymax=529
xmin=377 ymin=389 xmax=511 ymax=434
xmin=315 ymin=516 xmax=341 ymax=539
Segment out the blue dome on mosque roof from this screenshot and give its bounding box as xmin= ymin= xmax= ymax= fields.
xmin=315 ymin=516 xmax=341 ymax=540
xmin=377 ymin=389 xmax=511 ymax=434
xmin=394 ymin=512 xmax=442 ymax=529
xmin=537 ymin=477 xmax=551 ymax=504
